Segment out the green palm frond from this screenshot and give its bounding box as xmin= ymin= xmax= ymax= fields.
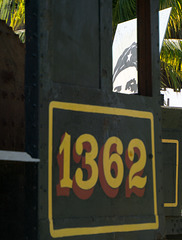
xmin=0 ymin=0 xmax=12 ymax=22
xmin=117 ymin=0 xmax=136 ymax=22
xmin=10 ymin=0 xmax=25 ymax=31
xmin=113 ymin=0 xmax=182 ymax=91
xmin=160 ymin=0 xmax=182 ymax=38
xmin=112 ymin=0 xmax=136 ymax=36
xmin=15 ymin=28 xmax=25 ymax=43
xmin=160 ymin=39 xmax=182 ymax=90
xmin=0 ymin=0 xmax=25 ymax=42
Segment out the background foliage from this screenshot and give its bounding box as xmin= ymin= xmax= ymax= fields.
xmin=0 ymin=0 xmax=25 ymax=42
xmin=113 ymin=0 xmax=182 ymax=90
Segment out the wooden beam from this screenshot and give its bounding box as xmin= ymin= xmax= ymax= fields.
xmin=137 ymin=0 xmax=152 ymax=96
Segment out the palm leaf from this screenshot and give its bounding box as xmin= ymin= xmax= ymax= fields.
xmin=10 ymin=0 xmax=25 ymax=31
xmin=160 ymin=39 xmax=182 ymax=90
xmin=112 ymin=0 xmax=136 ymax=36
xmin=113 ymin=0 xmax=182 ymax=91
xmin=0 ymin=0 xmax=12 ymax=22
xmin=0 ymin=0 xmax=25 ymax=42
xmin=160 ymin=0 xmax=182 ymax=38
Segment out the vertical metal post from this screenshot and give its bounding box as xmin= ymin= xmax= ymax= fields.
xmin=25 ymin=0 xmax=39 ymax=158
xmin=137 ymin=0 xmax=152 ymax=96
xmin=137 ymin=0 xmax=159 ymax=97
xmin=25 ymin=1 xmax=39 ymax=239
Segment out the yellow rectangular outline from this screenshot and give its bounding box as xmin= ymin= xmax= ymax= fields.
xmin=48 ymin=101 xmax=159 ymax=238
xmin=162 ymin=139 xmax=179 ymax=208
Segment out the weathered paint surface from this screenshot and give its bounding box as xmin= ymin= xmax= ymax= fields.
xmin=48 ymin=102 xmax=158 ymax=238
xmin=162 ymin=107 xmax=182 ymax=236
xmin=25 ymin=0 xmax=164 ymax=239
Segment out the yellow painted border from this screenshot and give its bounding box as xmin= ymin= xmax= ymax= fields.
xmin=48 ymin=101 xmax=159 ymax=238
xmin=162 ymin=139 xmax=179 ymax=208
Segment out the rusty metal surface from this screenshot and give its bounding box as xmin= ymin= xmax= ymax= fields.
xmin=0 ymin=20 xmax=25 ymax=151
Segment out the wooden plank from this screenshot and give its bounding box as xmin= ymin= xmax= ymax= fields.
xmin=137 ymin=0 xmax=152 ymax=96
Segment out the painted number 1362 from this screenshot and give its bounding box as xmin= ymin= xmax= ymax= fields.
xmin=56 ymin=132 xmax=147 ymax=200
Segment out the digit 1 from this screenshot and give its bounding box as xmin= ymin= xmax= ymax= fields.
xmin=56 ymin=132 xmax=72 ymax=196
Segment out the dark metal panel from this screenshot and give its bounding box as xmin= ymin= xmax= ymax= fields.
xmin=163 ymin=142 xmax=177 ymax=204
xmin=167 ymin=233 xmax=182 ymax=240
xmin=0 ymin=161 xmax=26 ymax=240
xmin=162 ymin=107 xmax=182 ymax=130
xmin=0 ymin=161 xmax=38 ymax=240
xmin=25 ymin=1 xmax=39 ymax=239
xmin=35 ymin=0 xmax=164 ymax=239
xmin=100 ymin=0 xmax=112 ymax=91
xmin=25 ymin=0 xmax=39 ymax=158
xmin=162 ymin=108 xmax=182 ymax=235
xmin=166 ymin=217 xmax=182 ymax=236
xmin=37 ymin=85 xmax=164 ymax=240
xmin=52 ymin=0 xmax=99 ymax=88
xmin=25 ymin=162 xmax=38 ymax=240
xmin=37 ymin=1 xmax=114 ymax=238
